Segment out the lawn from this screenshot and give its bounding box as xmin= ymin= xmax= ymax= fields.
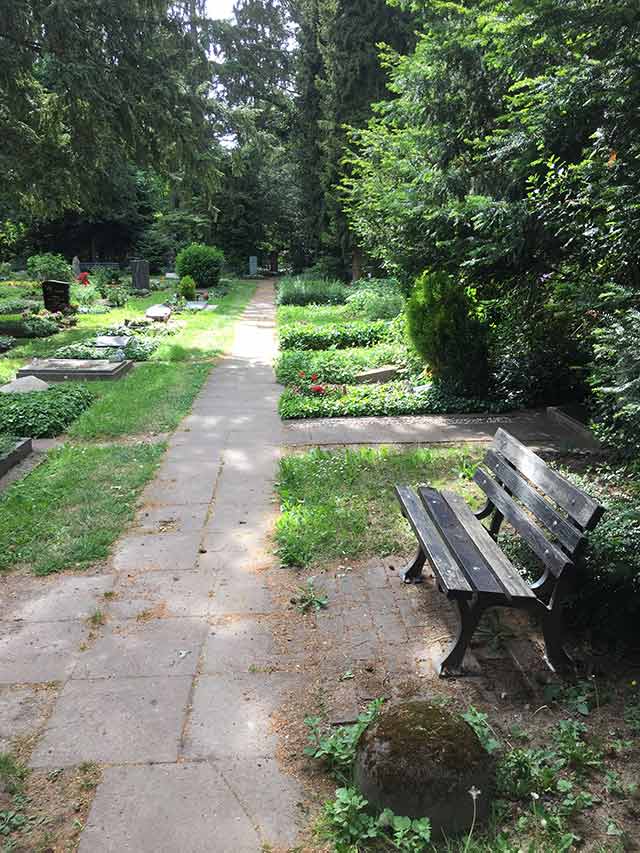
xmin=0 ymin=443 xmax=164 ymax=575
xmin=275 ymin=446 xmax=483 ymax=567
xmin=0 ymin=279 xmax=255 ymax=573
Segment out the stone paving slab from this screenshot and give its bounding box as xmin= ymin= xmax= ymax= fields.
xmin=30 ymin=676 xmax=193 ymax=767
xmin=72 ymin=618 xmax=207 ymax=679
xmin=110 ymin=571 xmax=217 ymax=619
xmin=182 ymin=672 xmax=295 ymax=760
xmin=0 ymin=686 xmax=52 ymax=751
xmin=202 ymin=616 xmax=278 ymax=674
xmin=112 ymin=531 xmax=203 ymax=574
xmin=0 ymin=620 xmax=86 ymax=684
xmin=135 ymin=503 xmax=210 ymax=534
xmin=1 ymin=574 xmax=114 ymax=622
xmin=79 ymin=763 xmax=261 ymax=853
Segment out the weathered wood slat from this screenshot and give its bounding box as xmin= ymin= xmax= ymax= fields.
xmin=493 ymin=428 xmax=603 ymax=530
xmin=418 ymin=487 xmax=505 ymax=596
xmin=395 ymin=486 xmax=472 ymax=598
xmin=442 ymin=490 xmax=535 ymax=600
xmin=473 ymin=468 xmax=572 ymax=577
xmin=484 ymin=449 xmax=583 ymax=554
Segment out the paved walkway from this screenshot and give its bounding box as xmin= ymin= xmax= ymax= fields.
xmin=0 ymin=281 xmax=597 ymax=851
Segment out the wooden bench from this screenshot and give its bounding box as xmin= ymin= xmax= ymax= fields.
xmin=395 ymin=429 xmax=605 ymax=676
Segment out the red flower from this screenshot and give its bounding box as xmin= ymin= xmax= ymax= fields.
xmin=311 ymin=373 xmax=318 ymax=382
xmin=77 ymin=272 xmax=90 ymax=286
xmin=299 ymin=371 xmax=306 ymax=378
xmin=310 ymin=384 xmax=325 ymax=394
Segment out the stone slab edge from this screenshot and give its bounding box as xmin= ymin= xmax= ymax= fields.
xmin=17 ymin=361 xmax=134 ymax=382
xmin=546 ymin=406 xmax=601 ymax=448
xmin=0 ymin=437 xmax=32 ymax=478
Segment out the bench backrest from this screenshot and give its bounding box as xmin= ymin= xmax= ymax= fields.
xmin=473 ymin=429 xmax=605 ymax=577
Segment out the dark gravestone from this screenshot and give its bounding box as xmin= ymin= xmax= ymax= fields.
xmin=42 ymin=280 xmax=71 ymax=313
xmin=131 ymin=260 xmax=150 ymax=291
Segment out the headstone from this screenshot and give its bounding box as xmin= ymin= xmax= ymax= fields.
xmin=95 ymin=335 xmax=132 ymax=348
xmin=184 ymin=301 xmax=206 ymax=311
xmin=413 ymin=383 xmax=433 ymax=394
xmin=72 ymin=256 xmax=81 ymax=278
xmin=17 ymin=359 xmax=133 ymax=382
xmin=131 ymin=259 xmax=150 ymax=291
xmin=0 ymin=376 xmax=50 ymax=394
xmin=165 ymin=272 xmax=179 ymax=280
xmin=249 ymin=256 xmax=258 ymax=276
xmin=145 ymin=304 xmax=172 ymax=323
xmin=354 ymin=365 xmax=399 ymax=385
xmin=42 ymin=280 xmax=71 ymax=313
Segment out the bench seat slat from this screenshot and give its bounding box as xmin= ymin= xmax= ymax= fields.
xmin=441 ymin=490 xmax=535 ymax=601
xmin=484 ymin=449 xmax=583 ymax=555
xmin=493 ymin=429 xmax=603 ymax=530
xmin=473 ymin=468 xmax=572 ymax=577
xmin=395 ymin=485 xmax=472 ymax=598
xmin=418 ymin=487 xmax=505 ymax=596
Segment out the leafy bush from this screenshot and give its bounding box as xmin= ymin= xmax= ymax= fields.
xmin=26 ymin=253 xmax=71 ymax=282
xmin=276 ymin=276 xmax=348 ymax=306
xmin=0 ymin=385 xmax=95 ymax=437
xmin=92 ymin=267 xmax=122 ymax=296
xmin=56 ymin=336 xmax=158 ymax=362
xmin=346 ymin=288 xmax=404 ymax=320
xmin=0 ymin=262 xmax=12 ymax=280
xmin=590 ymin=309 xmax=640 ymax=457
xmin=175 ymin=243 xmax=224 ymax=289
xmin=275 ymin=344 xmax=416 ymax=386
xmin=178 ymin=275 xmax=196 ymax=300
xmin=70 ymin=282 xmax=101 ymax=308
xmin=106 ymin=284 xmax=129 ymax=307
xmin=489 ymin=295 xmax=587 ymax=408
xmin=407 ymin=270 xmax=489 ymax=396
xmin=22 ymin=315 xmax=60 ymax=337
xmin=279 ymin=380 xmax=509 ymax=419
xmin=0 ymin=335 xmax=15 ymax=352
xmin=279 ymin=320 xmax=390 ymax=351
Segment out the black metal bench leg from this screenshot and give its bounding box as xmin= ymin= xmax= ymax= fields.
xmin=438 ymin=598 xmax=485 ymax=676
xmin=542 ymin=593 xmax=574 ymax=674
xmin=401 ymin=546 xmax=426 ymax=584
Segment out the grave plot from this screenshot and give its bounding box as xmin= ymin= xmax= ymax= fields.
xmin=18 ymin=358 xmax=133 ymax=381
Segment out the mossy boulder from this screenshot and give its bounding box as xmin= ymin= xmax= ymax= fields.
xmin=354 ymin=699 xmax=494 ymax=839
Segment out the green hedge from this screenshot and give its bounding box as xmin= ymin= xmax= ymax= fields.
xmin=275 ymin=344 xmax=421 ymax=386
xmin=279 ymin=320 xmax=390 ymax=351
xmin=176 ymin=243 xmax=225 ymax=289
xmin=0 ymin=385 xmax=95 ymax=437
xmin=278 ymin=380 xmax=509 ymax=419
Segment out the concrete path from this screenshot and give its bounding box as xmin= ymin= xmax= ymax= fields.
xmin=0 ymin=281 xmax=597 ymax=852
xmin=3 ymin=282 xmax=303 ymax=852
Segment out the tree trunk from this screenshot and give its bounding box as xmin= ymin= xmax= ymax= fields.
xmin=270 ymin=251 xmax=279 ymax=274
xmin=352 ymin=246 xmax=363 ymax=281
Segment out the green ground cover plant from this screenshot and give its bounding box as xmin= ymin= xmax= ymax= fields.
xmin=0 ymin=443 xmax=164 ymax=575
xmin=279 ymin=319 xmax=390 ymax=351
xmin=278 ymin=380 xmax=509 ymax=420
xmin=0 ymin=385 xmax=94 ymax=437
xmin=276 ymin=276 xmax=349 ymax=306
xmin=277 ymin=304 xmax=353 ymax=328
xmin=274 ymin=343 xmax=417 ymax=386
xmin=275 ymin=446 xmax=482 ymax=567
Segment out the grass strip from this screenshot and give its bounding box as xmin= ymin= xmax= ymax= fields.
xmin=0 ymin=442 xmax=164 ymax=575
xmin=275 ymin=446 xmax=482 ymax=567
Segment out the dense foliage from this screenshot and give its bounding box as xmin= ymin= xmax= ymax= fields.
xmin=0 ymin=385 xmax=95 ymax=437
xmin=279 ymin=320 xmax=390 ymax=351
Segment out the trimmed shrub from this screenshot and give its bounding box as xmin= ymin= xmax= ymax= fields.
xmin=276 ymin=277 xmax=348 ymax=306
xmin=0 ymin=315 xmax=60 ymax=338
xmin=175 ymin=243 xmax=224 ymax=290
xmin=0 ymin=384 xmax=95 ymax=437
xmin=279 ymin=320 xmax=390 ymax=351
xmin=26 ymin=253 xmax=72 ymax=282
xmin=407 ymin=270 xmax=489 ymax=396
xmin=178 ymin=275 xmax=197 ymax=300
xmin=278 ymin=380 xmax=509 ymax=420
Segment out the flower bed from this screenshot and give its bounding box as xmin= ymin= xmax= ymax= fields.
xmin=278 ymin=380 xmax=509 ymax=420
xmin=275 ymin=344 xmax=413 ymax=386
